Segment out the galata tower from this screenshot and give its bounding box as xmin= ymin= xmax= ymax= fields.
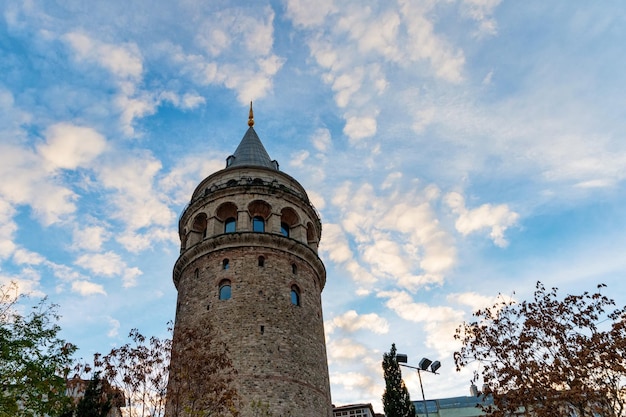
xmin=166 ymin=105 xmax=332 ymax=417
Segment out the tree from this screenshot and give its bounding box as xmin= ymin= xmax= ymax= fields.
xmin=165 ymin=319 xmax=239 ymax=417
xmin=94 ymin=328 xmax=171 ymax=417
xmin=454 ymin=282 xmax=626 ymax=417
xmin=382 ymin=343 xmax=416 ymax=417
xmin=74 ymin=372 xmax=112 ymax=417
xmin=0 ymin=281 xmax=77 ymax=417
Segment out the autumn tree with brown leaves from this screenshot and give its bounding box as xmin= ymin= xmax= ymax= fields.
xmin=93 ymin=328 xmax=172 ymax=417
xmin=454 ymin=282 xmax=626 ymax=417
xmin=165 ymin=319 xmax=239 ymax=417
xmin=76 ymin=318 xmax=238 ymax=417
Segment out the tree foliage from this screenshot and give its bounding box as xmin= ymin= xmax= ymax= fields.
xmin=91 ymin=328 xmax=171 ymax=417
xmin=73 ymin=372 xmax=113 ymax=417
xmin=454 ymin=282 xmax=626 ymax=417
xmin=0 ymin=281 xmax=77 ymax=417
xmin=382 ymin=343 xmax=416 ymax=417
xmin=166 ymin=319 xmax=239 ymax=417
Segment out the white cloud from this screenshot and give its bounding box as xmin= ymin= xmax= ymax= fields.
xmin=326 ymin=310 xmax=389 ymax=335
xmin=307 ymin=190 xmax=326 ymax=211
xmin=115 ymin=93 xmax=158 ymax=136
xmin=159 ymin=155 xmax=225 ymax=206
xmin=122 ymin=267 xmax=142 ymax=288
xmin=49 ymin=263 xmax=83 ymax=282
xmin=189 ymin=6 xmax=284 ymax=103
xmin=0 ymin=199 xmax=17 ymax=259
xmin=343 ymin=116 xmax=377 ymax=142
xmin=381 ymin=172 xmax=402 ymax=190
xmin=319 ymin=223 xmax=377 ymax=287
xmin=460 ymin=0 xmax=502 ymax=36
xmin=63 ymin=31 xmax=157 ymax=136
xmin=330 ymin=371 xmax=379 ymax=393
xmin=398 ymin=0 xmax=466 ymax=83
xmin=96 ymin=152 xmax=174 ymax=241
xmin=12 ymin=248 xmax=46 ymax=266
xmin=64 ymin=32 xmax=143 ymax=80
xmin=311 ymin=128 xmax=332 ymax=152
xmin=285 ymin=0 xmax=337 ymax=28
xmin=377 ymin=290 xmax=464 ymax=356
xmin=290 ymin=150 xmax=310 ymax=167
xmin=0 ymin=142 xmax=77 ymax=225
xmin=445 ymin=192 xmax=519 ymax=247
xmin=447 ymin=291 xmax=499 ymax=312
xmin=0 ymin=271 xmax=43 ymax=298
xmin=38 ymin=123 xmax=107 ymax=170
xmin=338 ymin=7 xmax=401 ymax=60
xmin=329 ymin=180 xmax=456 ymax=291
xmin=74 ymin=251 xmax=141 ymax=287
xmin=72 ymin=224 xmax=110 ymax=252
xmin=71 ymin=280 xmax=106 ymax=296
xmin=107 ymin=317 xmax=120 ymax=337
xmin=75 ymin=251 xmax=126 ymax=277
xmin=181 ymin=92 xmax=206 ymax=109
xmin=327 ymin=338 xmax=369 ymax=361
xmin=116 ymin=228 xmax=178 ymax=254
xmin=287 ymin=0 xmax=483 ymax=141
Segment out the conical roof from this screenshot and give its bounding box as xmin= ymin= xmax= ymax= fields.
xmin=225 ymin=103 xmax=278 ymax=170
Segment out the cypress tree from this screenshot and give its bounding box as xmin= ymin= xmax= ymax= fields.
xmin=382 ymin=343 xmax=416 ymax=417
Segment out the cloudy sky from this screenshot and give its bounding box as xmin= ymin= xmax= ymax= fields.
xmin=2 ymin=0 xmax=626 ymax=412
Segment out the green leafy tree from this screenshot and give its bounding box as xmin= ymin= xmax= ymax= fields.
xmin=454 ymin=282 xmax=626 ymax=417
xmin=0 ymin=281 xmax=77 ymax=417
xmin=382 ymin=343 xmax=416 ymax=417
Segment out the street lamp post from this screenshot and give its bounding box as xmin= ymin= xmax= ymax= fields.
xmin=396 ymin=355 xmax=441 ymax=417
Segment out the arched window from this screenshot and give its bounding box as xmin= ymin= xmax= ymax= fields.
xmin=281 ymin=207 xmax=299 ymax=238
xmin=291 ymin=263 xmax=297 ymax=274
xmin=194 ymin=269 xmax=199 ymax=279
xmin=253 ymin=216 xmax=265 ymax=232
xmin=258 ymin=256 xmax=265 ymax=267
xmin=222 ymin=259 xmax=230 ymax=270
xmin=190 ymin=213 xmax=208 ymax=245
xmin=224 ymin=217 xmax=236 ymax=233
xmin=290 ymin=285 xmax=300 ymax=306
xmin=217 ymin=202 xmax=238 ymax=234
xmin=219 ymin=280 xmax=231 ymax=300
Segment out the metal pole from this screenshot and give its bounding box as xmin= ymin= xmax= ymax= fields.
xmin=417 ymin=369 xmax=429 ymax=417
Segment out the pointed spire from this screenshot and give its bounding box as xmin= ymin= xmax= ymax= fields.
xmin=248 ymin=101 xmax=254 ymax=127
xmin=224 ymin=103 xmax=279 ymax=170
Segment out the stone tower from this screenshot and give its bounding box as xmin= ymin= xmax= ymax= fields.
xmin=166 ymin=106 xmax=332 ymax=417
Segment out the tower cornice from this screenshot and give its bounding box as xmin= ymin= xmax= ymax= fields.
xmin=173 ymin=232 xmax=327 ymax=289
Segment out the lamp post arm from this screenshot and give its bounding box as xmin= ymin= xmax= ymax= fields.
xmin=398 ymin=363 xmax=439 ymax=375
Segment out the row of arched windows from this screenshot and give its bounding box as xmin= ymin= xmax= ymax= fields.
xmin=184 ymin=199 xmax=320 ymax=250
xmin=217 ymin=279 xmax=300 ymax=306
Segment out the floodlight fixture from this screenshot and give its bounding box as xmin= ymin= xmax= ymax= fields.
xmin=419 ymin=357 xmax=432 ymax=371
xmin=395 ymin=354 xmax=442 ymax=417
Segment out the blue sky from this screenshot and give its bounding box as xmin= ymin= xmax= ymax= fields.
xmin=2 ymin=0 xmax=626 ymax=412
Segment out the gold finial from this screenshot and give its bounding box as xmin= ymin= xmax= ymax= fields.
xmin=248 ymin=101 xmax=254 ymax=127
